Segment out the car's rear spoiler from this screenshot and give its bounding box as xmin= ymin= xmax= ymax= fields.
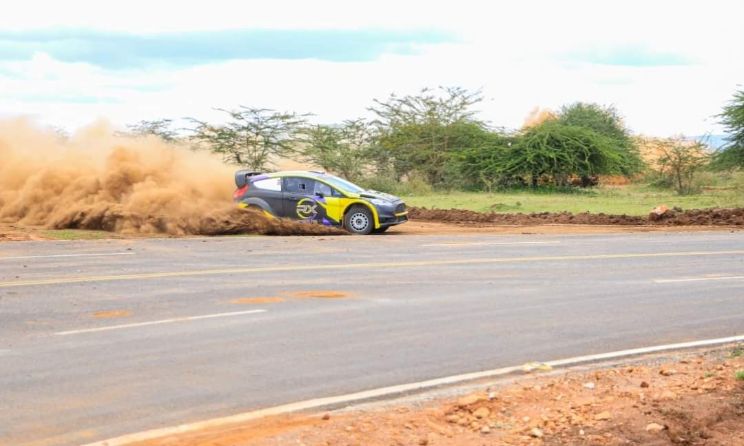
xmin=234 ymin=170 xmax=263 ymax=188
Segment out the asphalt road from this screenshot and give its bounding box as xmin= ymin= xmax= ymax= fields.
xmin=1 ymin=230 xmax=743 ymax=446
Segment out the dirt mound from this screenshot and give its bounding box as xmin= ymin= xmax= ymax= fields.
xmin=0 ymin=118 xmax=343 ymax=237
xmin=409 ymin=206 xmax=744 ymax=226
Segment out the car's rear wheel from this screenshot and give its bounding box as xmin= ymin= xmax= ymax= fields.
xmin=344 ymin=205 xmax=374 ymax=235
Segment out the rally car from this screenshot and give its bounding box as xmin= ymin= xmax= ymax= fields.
xmin=233 ymin=170 xmax=408 ymax=234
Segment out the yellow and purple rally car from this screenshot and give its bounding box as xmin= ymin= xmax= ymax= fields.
xmin=233 ymin=170 xmax=408 ymax=234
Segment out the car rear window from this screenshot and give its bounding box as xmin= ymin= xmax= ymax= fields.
xmin=252 ymin=178 xmax=281 ymax=191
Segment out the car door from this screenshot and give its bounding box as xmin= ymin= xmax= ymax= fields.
xmin=313 ymin=180 xmax=345 ymax=225
xmin=282 ymin=177 xmax=318 ymax=220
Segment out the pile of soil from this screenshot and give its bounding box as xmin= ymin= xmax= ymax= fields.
xmin=408 ymin=207 xmax=744 ymax=227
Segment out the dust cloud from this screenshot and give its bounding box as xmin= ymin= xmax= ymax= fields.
xmin=0 ymin=119 xmax=341 ymax=236
xmin=522 ymin=106 xmax=557 ymax=128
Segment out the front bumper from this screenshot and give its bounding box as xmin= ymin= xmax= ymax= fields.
xmin=378 ymin=211 xmax=408 ymax=227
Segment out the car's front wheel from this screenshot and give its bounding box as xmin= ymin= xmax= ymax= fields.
xmin=344 ymin=205 xmax=374 ymax=235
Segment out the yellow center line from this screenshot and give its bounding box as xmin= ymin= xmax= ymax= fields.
xmin=2 ymin=250 xmax=743 ymax=288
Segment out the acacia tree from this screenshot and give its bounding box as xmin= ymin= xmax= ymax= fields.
xmin=189 ymin=107 xmax=307 ymax=170
xmin=125 ymin=119 xmax=179 ymax=142
xmin=499 ymin=121 xmax=627 ymax=187
xmin=456 ymin=131 xmax=515 ymax=191
xmin=656 ymin=138 xmax=710 ymax=194
xmin=369 ymin=86 xmax=486 ymax=185
xmin=301 ymin=119 xmax=372 ymax=181
xmin=713 ymin=88 xmax=744 ymax=169
xmin=558 ymin=102 xmax=644 ymax=176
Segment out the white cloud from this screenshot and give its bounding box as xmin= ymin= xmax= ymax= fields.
xmin=1 ymin=0 xmax=742 ymax=136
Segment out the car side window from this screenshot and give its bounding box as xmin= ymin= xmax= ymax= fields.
xmin=284 ymin=177 xmax=315 ymax=194
xmin=252 ymin=178 xmax=281 ymax=192
xmin=314 ymin=181 xmax=332 ymax=197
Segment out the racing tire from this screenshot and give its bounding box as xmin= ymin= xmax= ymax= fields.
xmin=344 ymin=205 xmax=374 ymax=235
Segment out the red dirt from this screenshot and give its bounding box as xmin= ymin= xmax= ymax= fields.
xmin=388 ymin=221 xmax=735 ymax=235
xmin=408 ymin=207 xmax=744 ymax=227
xmin=130 ymin=346 xmax=744 ymax=446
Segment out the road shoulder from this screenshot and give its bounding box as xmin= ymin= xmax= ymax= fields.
xmin=117 ymin=343 xmax=744 ymax=446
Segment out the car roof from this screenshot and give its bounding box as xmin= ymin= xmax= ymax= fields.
xmin=266 ymin=170 xmax=328 ymax=179
xmin=258 ymin=170 xmax=364 ymax=195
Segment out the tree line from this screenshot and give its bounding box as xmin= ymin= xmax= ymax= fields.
xmin=126 ymin=86 xmax=744 ymax=194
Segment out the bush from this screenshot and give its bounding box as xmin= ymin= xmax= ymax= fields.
xmin=356 ymin=173 xmax=433 ymax=196
xmin=731 ymin=346 xmax=744 ymax=358
xmin=712 ymin=88 xmax=744 ymax=169
xmin=653 ymin=138 xmax=710 ymax=195
xmin=356 ymin=175 xmax=402 ymax=194
xmin=732 ymin=170 xmax=744 ymax=192
xmin=558 ymin=102 xmax=644 ymax=174
xmin=499 ymin=121 xmax=631 ymax=186
xmin=685 ymin=170 xmax=744 ymax=193
xmin=691 ymin=170 xmax=730 ymax=188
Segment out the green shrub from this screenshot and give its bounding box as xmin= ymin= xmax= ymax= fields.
xmin=404 ymin=173 xmax=434 ymax=195
xmin=732 ymin=171 xmax=744 ymax=192
xmin=356 ymin=173 xmax=432 ymax=196
xmin=499 ymin=121 xmax=637 ymax=187
xmin=731 ymin=345 xmax=744 ymax=358
xmin=735 ymin=370 xmax=744 ymax=381
xmin=357 ymin=175 xmax=403 ymax=195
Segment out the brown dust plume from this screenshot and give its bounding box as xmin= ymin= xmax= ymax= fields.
xmin=0 ymin=119 xmax=342 ymax=236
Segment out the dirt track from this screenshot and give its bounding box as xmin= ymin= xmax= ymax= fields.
xmin=408 ymin=207 xmax=744 ymax=227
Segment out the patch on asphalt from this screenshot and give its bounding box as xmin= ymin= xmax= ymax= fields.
xmin=231 ymin=297 xmax=285 ymax=304
xmin=92 ymin=310 xmax=132 ymax=319
xmin=287 ymin=290 xmax=350 ymax=299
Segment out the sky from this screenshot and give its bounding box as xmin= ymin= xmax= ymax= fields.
xmin=0 ymin=0 xmax=742 ymax=137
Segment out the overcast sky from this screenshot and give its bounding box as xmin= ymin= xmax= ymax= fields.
xmin=1 ymin=0 xmax=742 ymax=136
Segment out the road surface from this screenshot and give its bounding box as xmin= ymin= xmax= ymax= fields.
xmin=1 ymin=230 xmax=743 ymax=445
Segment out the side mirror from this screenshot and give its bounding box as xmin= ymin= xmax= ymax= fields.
xmin=315 ymin=192 xmax=324 ymax=198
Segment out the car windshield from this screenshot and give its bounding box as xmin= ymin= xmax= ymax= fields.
xmin=320 ymin=175 xmax=365 ymax=194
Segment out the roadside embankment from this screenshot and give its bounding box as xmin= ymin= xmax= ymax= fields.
xmin=128 ymin=345 xmax=744 ymax=446
xmin=408 ymin=206 xmax=744 ymax=227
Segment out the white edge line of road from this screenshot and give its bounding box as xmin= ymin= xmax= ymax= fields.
xmin=54 ymin=310 xmax=267 ymax=336
xmin=0 ymin=252 xmax=135 ymax=261
xmin=422 ymin=241 xmax=560 ymax=247
xmin=81 ymin=333 xmax=744 ymax=446
xmin=654 ymin=275 xmax=744 ymax=284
